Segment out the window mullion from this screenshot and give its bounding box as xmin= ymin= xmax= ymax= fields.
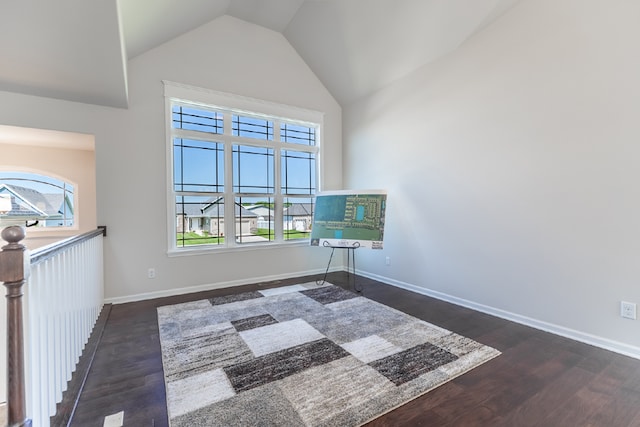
xmin=223 ymin=114 xmax=236 ymax=247
xmin=273 ymin=121 xmax=283 ymax=242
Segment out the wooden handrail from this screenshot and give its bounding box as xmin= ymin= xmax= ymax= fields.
xmin=30 ymin=226 xmax=106 ymax=265
xmin=0 ymin=225 xmax=32 ymax=427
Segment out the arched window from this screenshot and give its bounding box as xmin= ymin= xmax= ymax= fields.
xmin=0 ymin=172 xmax=74 ymax=227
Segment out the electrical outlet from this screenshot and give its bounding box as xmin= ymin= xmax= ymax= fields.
xmin=620 ymin=301 xmax=636 ymax=320
xmin=148 ymin=268 xmax=156 ymax=279
xmin=385 ymin=256 xmax=391 ymax=266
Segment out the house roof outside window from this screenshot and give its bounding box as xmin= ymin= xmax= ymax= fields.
xmin=283 ymin=203 xmax=313 ymax=217
xmin=176 ymin=197 xmax=258 ymax=219
xmin=0 ymin=183 xmax=65 ymax=218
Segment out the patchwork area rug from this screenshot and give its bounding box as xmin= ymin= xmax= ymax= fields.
xmin=157 ymin=283 xmax=500 ymax=426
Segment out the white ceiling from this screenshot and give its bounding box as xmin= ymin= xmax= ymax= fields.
xmin=0 ymin=0 xmax=521 ymax=108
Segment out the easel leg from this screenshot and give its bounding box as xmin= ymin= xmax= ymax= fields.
xmin=316 ymin=247 xmax=336 ymax=285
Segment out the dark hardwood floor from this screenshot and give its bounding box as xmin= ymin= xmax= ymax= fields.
xmin=69 ymin=272 xmax=640 ymax=426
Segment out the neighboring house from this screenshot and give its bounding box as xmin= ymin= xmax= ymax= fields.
xmin=246 ymin=205 xmax=275 ymax=230
xmin=176 ymin=197 xmax=258 ymax=237
xmin=176 ymin=203 xmax=208 ymax=234
xmin=41 ymin=193 xmax=73 ymax=226
xmin=283 ymin=203 xmax=313 ymax=232
xmin=0 ymin=183 xmax=73 ymax=226
xmin=245 ymin=205 xmax=274 ymax=221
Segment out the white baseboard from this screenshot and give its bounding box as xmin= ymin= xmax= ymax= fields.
xmin=104 ymin=266 xmax=341 ymax=305
xmin=358 ymin=270 xmax=640 ymax=361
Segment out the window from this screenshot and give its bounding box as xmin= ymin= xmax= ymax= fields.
xmin=0 ymin=172 xmax=75 ymax=227
xmin=165 ymin=83 xmax=321 ymax=252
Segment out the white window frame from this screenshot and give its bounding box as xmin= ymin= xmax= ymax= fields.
xmin=0 ymin=170 xmax=77 ymax=231
xmin=164 ymin=81 xmax=323 ymax=255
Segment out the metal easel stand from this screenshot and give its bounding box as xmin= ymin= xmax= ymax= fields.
xmin=316 ymin=241 xmax=362 ymax=293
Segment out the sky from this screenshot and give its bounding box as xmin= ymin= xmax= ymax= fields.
xmin=173 ymin=108 xmax=317 ymax=199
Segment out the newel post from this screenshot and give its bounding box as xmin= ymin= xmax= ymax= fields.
xmin=0 ymin=225 xmax=32 ymax=427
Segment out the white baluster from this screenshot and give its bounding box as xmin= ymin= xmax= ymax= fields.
xmin=21 ymin=232 xmax=105 ymax=426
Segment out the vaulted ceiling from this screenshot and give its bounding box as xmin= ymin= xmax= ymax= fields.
xmin=0 ymin=0 xmax=521 ymax=109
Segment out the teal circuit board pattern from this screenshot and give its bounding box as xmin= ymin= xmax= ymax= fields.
xmin=310 ymin=193 xmax=386 ymax=249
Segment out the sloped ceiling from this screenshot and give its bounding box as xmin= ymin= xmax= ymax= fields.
xmin=0 ymin=0 xmax=521 ymax=109
xmin=0 ymin=0 xmax=128 ymax=108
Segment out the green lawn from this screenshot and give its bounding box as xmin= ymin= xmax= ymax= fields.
xmin=283 ymin=230 xmax=312 ymax=240
xmin=257 ymin=228 xmax=311 ymax=241
xmin=177 ymin=232 xmax=224 ymax=246
xmin=177 ymin=230 xmax=310 ymax=246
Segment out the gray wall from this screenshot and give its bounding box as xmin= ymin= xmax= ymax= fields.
xmin=344 ymin=0 xmax=640 ymax=355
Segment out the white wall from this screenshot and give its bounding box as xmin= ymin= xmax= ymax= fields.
xmin=0 ymin=15 xmax=342 ymax=301
xmin=344 ymin=0 xmax=640 ymax=355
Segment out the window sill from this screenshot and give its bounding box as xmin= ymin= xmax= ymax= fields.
xmin=167 ymin=239 xmax=311 ymax=257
